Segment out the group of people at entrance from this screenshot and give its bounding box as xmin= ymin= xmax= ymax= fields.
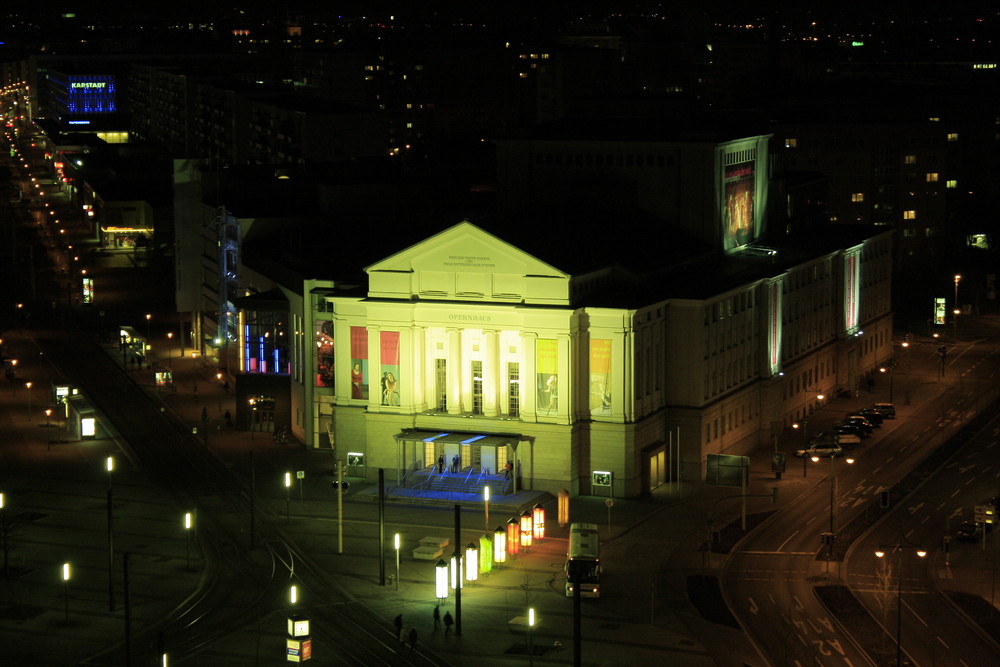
xmin=437 ymin=454 xmax=462 ymax=474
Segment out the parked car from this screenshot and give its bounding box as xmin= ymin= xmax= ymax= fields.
xmin=834 ymin=423 xmax=869 ymax=439
xmin=850 ymin=409 xmax=883 ymax=426
xmin=812 ymin=430 xmax=861 ymax=446
xmin=795 ymin=444 xmax=845 ymax=458
xmin=842 ymin=417 xmax=874 ymax=435
xmin=871 ymin=402 xmax=896 ymax=418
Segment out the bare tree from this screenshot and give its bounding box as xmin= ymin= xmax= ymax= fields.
xmin=872 ymin=556 xmax=895 ymax=651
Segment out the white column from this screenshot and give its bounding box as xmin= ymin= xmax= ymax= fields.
xmin=557 ymin=333 xmax=571 ymax=421
xmin=447 ymin=328 xmax=462 ymax=414
xmin=411 ymin=325 xmax=426 ymax=411
xmin=484 ymin=329 xmax=499 ymax=417
xmin=367 ymin=325 xmax=381 ymax=411
xmin=522 ymin=332 xmax=537 ymax=419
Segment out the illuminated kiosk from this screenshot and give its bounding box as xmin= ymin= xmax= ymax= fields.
xmin=286 ymin=615 xmax=312 ymax=663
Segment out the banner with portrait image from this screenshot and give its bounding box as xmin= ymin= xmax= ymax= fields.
xmin=350 ymin=326 xmax=368 ymax=400
xmin=589 ymin=339 xmax=612 ymax=415
xmin=536 ymin=338 xmax=559 ymax=415
xmin=723 ymin=161 xmax=755 ymax=252
xmin=380 ymin=331 xmax=400 ymax=406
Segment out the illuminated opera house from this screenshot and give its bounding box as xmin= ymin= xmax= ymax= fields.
xmin=186 ymin=129 xmax=892 ymax=499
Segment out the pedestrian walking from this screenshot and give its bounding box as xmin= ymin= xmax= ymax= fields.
xmin=394 ymin=613 xmax=403 ymax=637
xmin=443 ymin=611 xmax=454 ymax=635
xmin=433 ymin=604 xmax=440 ymax=631
xmin=408 ymin=627 xmax=417 ymax=651
xmin=504 ymin=461 xmax=513 ymax=480
xmin=224 ymin=409 xmax=232 ymax=427
xmin=201 ymin=406 xmax=208 ymax=423
xmin=437 ymin=454 xmax=444 ymax=474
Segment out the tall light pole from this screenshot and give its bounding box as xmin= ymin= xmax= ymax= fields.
xmin=1 ymin=492 xmax=8 ymax=577
xmin=954 ymin=274 xmax=961 ymax=335
xmin=875 ymin=522 xmax=927 ymax=666
xmin=106 ymin=455 xmax=115 ymax=611
xmin=24 ymin=381 xmax=31 ymax=421
xmin=813 ymin=454 xmax=853 ymax=571
xmin=393 ymin=533 xmax=400 ymax=591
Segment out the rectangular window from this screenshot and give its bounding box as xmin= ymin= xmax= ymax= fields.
xmin=904 ymin=154 xmax=917 ymax=164
xmin=947 ymin=132 xmax=959 ymax=142
xmin=784 ymin=138 xmax=797 ymax=148
xmin=435 ymin=359 xmax=447 ymax=411
xmin=471 ymin=361 xmax=483 ymax=415
xmin=508 ymin=362 xmax=520 ymax=417
xmin=903 ymin=210 xmax=916 ymax=220
xmin=946 ymin=179 xmax=958 ymax=189
xmin=851 ymin=192 xmax=864 ymax=202
xmin=926 ymin=172 xmax=939 ymax=182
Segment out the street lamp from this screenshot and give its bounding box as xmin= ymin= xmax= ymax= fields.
xmin=493 ymin=525 xmax=507 ymax=565
xmin=527 ymin=607 xmax=536 ymax=666
xmin=465 ymin=543 xmax=479 ymax=582
xmin=483 ymin=486 xmax=490 ymax=531
xmin=792 ymin=420 xmax=809 ymax=477
xmin=393 ymin=533 xmax=400 ymax=591
xmin=812 ymin=454 xmax=853 ymax=570
xmin=284 ymin=472 xmax=292 ymax=521
xmin=878 ymin=363 xmax=894 ymax=404
xmin=184 ymin=512 xmax=194 ymax=571
xmin=875 ymin=523 xmax=927 ymax=666
xmin=62 ymin=562 xmax=71 ymax=624
xmin=166 ymin=332 xmax=174 ymax=368
xmin=24 ymin=381 xmax=31 ymax=421
xmin=951 ymin=273 xmax=962 ymax=333
xmin=1 ymin=492 xmax=8 ymax=577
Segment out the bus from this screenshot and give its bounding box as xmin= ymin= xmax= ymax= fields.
xmin=565 ymin=522 xmax=601 ymax=597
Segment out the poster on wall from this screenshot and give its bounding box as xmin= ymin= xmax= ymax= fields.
xmin=536 ymin=339 xmax=559 ymax=415
xmin=350 ymin=326 xmax=368 ymax=400
xmin=315 ymin=320 xmax=334 ymax=388
xmin=723 ymin=161 xmax=755 ymax=252
xmin=589 ymin=339 xmax=612 ymax=415
xmin=934 ymin=297 xmax=947 ymax=325
xmin=380 ymin=331 xmax=400 ymax=406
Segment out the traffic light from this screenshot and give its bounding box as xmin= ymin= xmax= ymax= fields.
xmin=880 ymin=491 xmax=890 ymax=508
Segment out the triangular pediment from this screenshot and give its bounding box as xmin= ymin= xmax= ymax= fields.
xmin=366 ymin=221 xmax=570 ymax=305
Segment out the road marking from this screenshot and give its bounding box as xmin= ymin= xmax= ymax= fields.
xmin=748 ymin=597 xmax=758 ymax=615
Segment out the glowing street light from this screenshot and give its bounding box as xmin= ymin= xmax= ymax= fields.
xmin=284 ymin=472 xmax=292 ymax=520
xmin=493 ymin=525 xmax=507 ymax=565
xmin=394 ymin=533 xmax=401 ymax=591
xmin=62 ymin=562 xmax=71 ymax=624
xmin=435 ymin=559 xmax=449 ymax=601
xmin=483 ymin=486 xmax=490 ymax=531
xmin=465 ymin=543 xmax=479 ymax=582
xmin=875 ymin=523 xmax=927 ymax=666
xmin=184 ymin=512 xmax=195 ymax=571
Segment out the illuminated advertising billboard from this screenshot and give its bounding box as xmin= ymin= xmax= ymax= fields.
xmin=934 ymin=297 xmax=947 ymax=325
xmin=67 ymin=75 xmax=117 ymax=114
xmin=723 ymin=161 xmax=755 ymax=252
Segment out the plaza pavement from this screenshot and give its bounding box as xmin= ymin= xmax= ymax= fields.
xmin=2 ymin=310 xmax=999 ymax=666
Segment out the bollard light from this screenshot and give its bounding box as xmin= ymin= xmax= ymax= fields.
xmin=449 ymin=555 xmax=464 ymax=589
xmin=519 ymin=510 xmax=533 ymax=548
xmin=465 ymin=543 xmax=479 ymax=582
xmin=479 ymin=533 xmax=493 ymax=574
xmin=532 ymin=504 xmax=545 ymax=540
xmin=289 ymin=584 xmax=298 ymax=604
xmin=506 ymin=517 xmax=520 ymax=555
xmin=435 ymin=559 xmax=449 ymax=600
xmin=494 ymin=525 xmax=507 ymax=564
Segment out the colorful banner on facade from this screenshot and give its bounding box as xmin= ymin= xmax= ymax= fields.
xmin=844 ymin=252 xmax=859 ymax=332
xmin=723 ymin=161 xmax=755 ymax=252
xmin=589 ymin=339 xmax=612 ymax=415
xmin=380 ymin=331 xmax=400 ymax=406
xmin=315 ymin=320 xmax=334 ymax=388
xmin=350 ymin=326 xmax=368 ymax=400
xmin=536 ymin=338 xmax=558 ymax=415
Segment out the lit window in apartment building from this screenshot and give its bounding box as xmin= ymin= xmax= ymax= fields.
xmin=903 ymin=210 xmax=916 ymax=220
xmin=785 ymin=138 xmax=797 ymax=148
xmin=508 ymin=362 xmax=520 ymax=417
xmin=925 ymin=228 xmax=936 ymax=236
xmin=519 ymin=72 xmax=528 ymax=79
xmin=903 ymin=229 xmax=915 ymax=237
xmin=851 ymin=192 xmax=864 ymax=202
xmin=929 ymin=116 xmax=940 ymax=122
xmin=904 ymin=155 xmax=917 ymax=164
xmin=926 ymin=172 xmax=939 ymax=182
xmin=947 ymin=133 xmax=959 ymax=141
xmin=946 ymin=179 xmax=958 ymax=188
